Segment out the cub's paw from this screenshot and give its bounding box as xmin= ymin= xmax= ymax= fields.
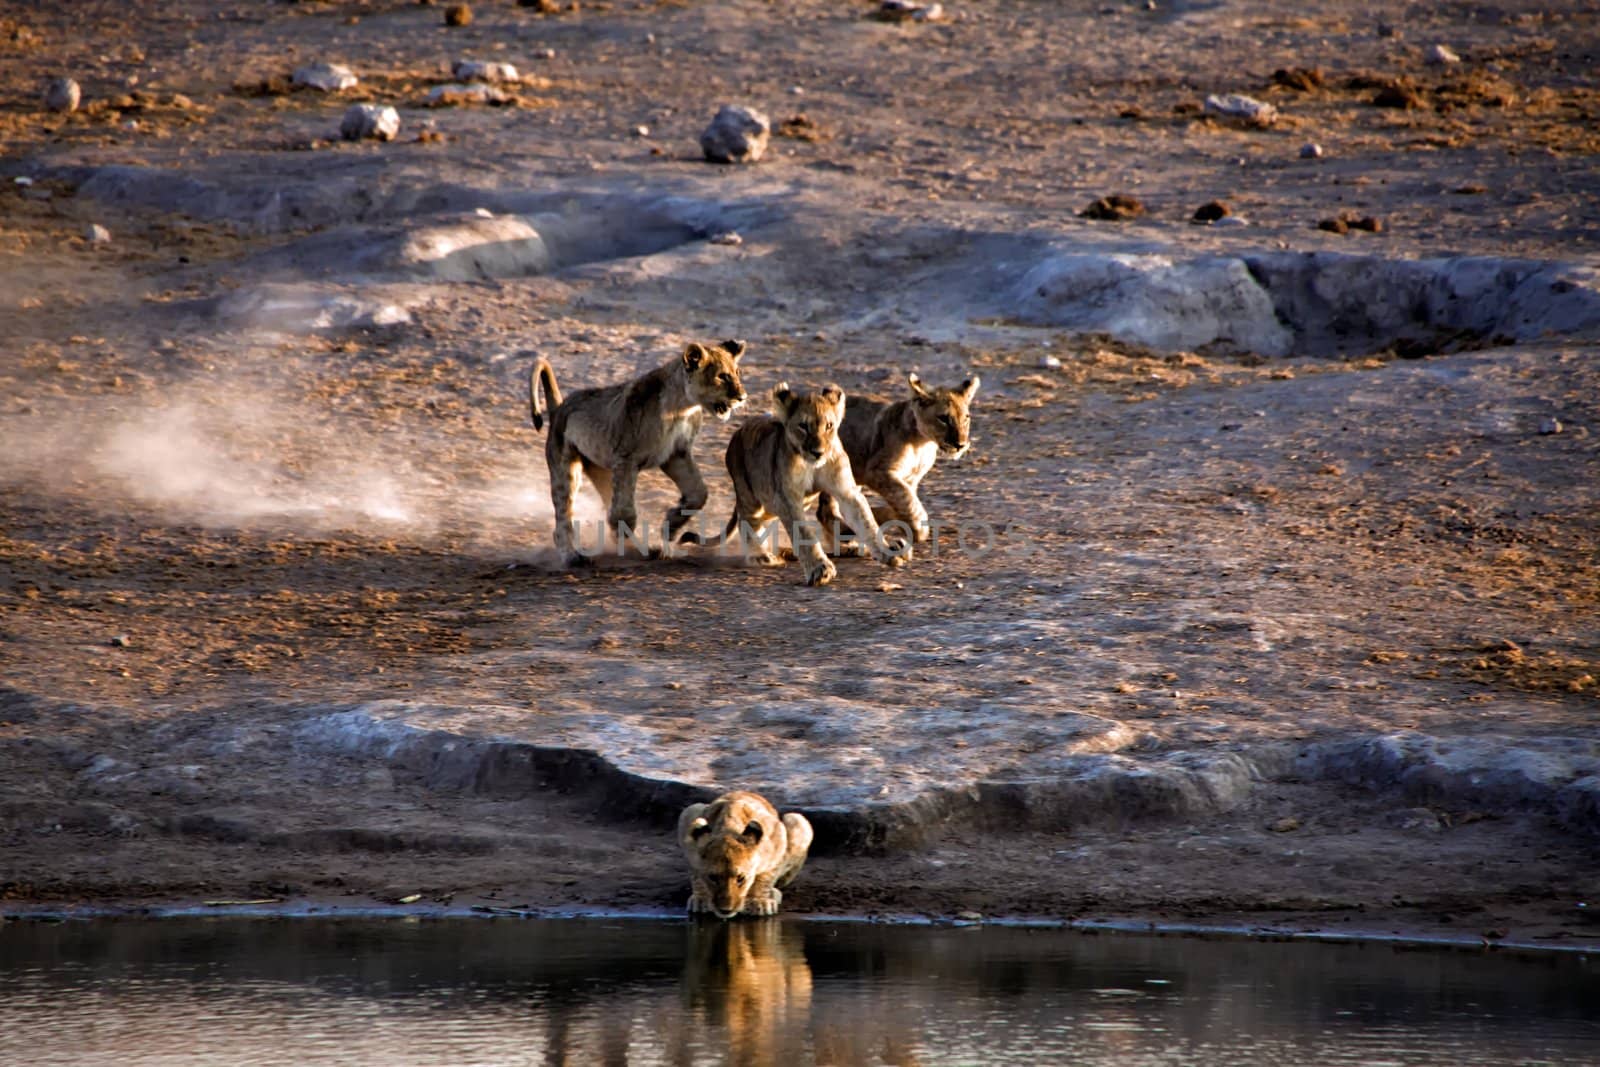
xmin=913 ymin=525 xmax=932 ymax=544
xmin=805 ymin=560 xmax=837 ymax=587
xmin=686 ymin=894 xmax=712 ymax=914
xmin=744 ymin=889 xmax=782 ymax=917
xmin=833 ymin=539 xmax=870 ymax=559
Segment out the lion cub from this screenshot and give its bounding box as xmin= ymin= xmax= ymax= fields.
xmin=820 ymin=373 xmax=980 ymax=543
xmin=693 ymin=383 xmax=909 ymax=586
xmin=529 ymin=340 xmax=747 ymax=566
xmin=679 ymin=791 xmax=814 ymax=919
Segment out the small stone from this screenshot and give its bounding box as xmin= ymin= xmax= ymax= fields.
xmin=1203 ymin=93 xmax=1278 ymax=127
xmin=444 ymin=3 xmax=472 ymax=25
xmin=708 ymin=231 xmax=743 ymax=246
xmin=634 ymin=124 xmax=650 ymax=137
xmin=956 ymin=910 xmax=984 ymax=922
xmin=1191 ymin=199 xmax=1231 ymax=223
xmin=425 ymin=83 xmax=509 ymax=106
xmin=1040 ymin=353 xmax=1062 ymax=369
xmin=1079 ymin=194 xmax=1144 ymax=221
xmin=1425 ymin=43 xmax=1461 ymax=65
xmin=84 ymin=223 xmax=112 ymax=244
xmin=1300 ymin=142 xmax=1324 ymax=159
xmin=109 ymin=633 xmax=131 ymax=647
xmin=1349 ymin=215 xmax=1384 ymax=233
xmin=1385 ymin=807 xmax=1442 ymax=833
xmin=1317 ymin=216 xmax=1349 ymax=234
xmin=340 ymin=103 xmax=401 ymax=141
xmin=292 ymin=62 xmax=358 ymax=92
xmin=700 ymin=104 xmax=770 ymax=164
xmin=912 ymin=2 xmax=943 ymax=21
xmin=1212 ymin=215 xmax=1249 ymax=228
xmin=1377 ymin=20 xmax=1399 ymax=38
xmin=537 ymin=48 xmax=557 ymax=59
xmin=1267 ymin=816 xmax=1300 ymax=832
xmin=1453 ymin=183 xmax=1487 ymax=195
xmin=1538 ymin=417 xmax=1563 ymax=435
xmin=451 ymin=59 xmax=520 ymax=83
xmin=13 ymin=176 xmax=33 ymax=187
xmin=44 ymin=76 xmax=81 ymax=113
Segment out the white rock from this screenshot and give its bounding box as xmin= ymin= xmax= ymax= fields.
xmin=1213 ymin=216 xmax=1250 ymax=228
xmin=1204 ymin=93 xmax=1279 ymax=128
xmin=912 ymin=2 xmax=944 ymax=20
xmin=451 ymin=59 xmax=520 ymax=83
xmin=84 ymin=223 xmax=112 ymax=244
xmin=1538 ymin=417 xmax=1563 ymax=435
xmin=1425 ymin=43 xmax=1461 ymax=65
xmin=340 ymin=103 xmax=401 ymax=142
xmin=1040 ymin=353 xmax=1062 ymax=368
xmin=699 ymin=104 xmax=770 ymax=164
xmin=292 ymin=62 xmax=358 ymax=93
xmin=1300 ymin=142 xmax=1324 ymax=159
xmin=44 ymin=76 xmax=81 ymax=113
xmin=634 ymin=124 xmax=650 ymax=137
xmin=709 ymin=231 xmax=743 ymax=246
xmin=425 ymin=82 xmax=509 ymax=106
xmin=14 ymin=176 xmax=33 ymax=187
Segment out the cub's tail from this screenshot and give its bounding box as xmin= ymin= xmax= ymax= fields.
xmin=528 ymin=357 xmax=562 ymax=432
xmin=679 ymin=512 xmax=739 ymax=548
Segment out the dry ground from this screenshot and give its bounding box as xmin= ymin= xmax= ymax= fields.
xmin=1 ymin=0 xmax=1598 ymax=947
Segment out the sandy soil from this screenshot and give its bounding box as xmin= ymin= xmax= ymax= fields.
xmin=1 ymin=0 xmax=1598 ymax=948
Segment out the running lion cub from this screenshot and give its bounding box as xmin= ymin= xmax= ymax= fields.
xmin=529 ymin=340 xmax=747 ymax=566
xmin=679 ymin=791 xmax=814 ymax=919
xmin=820 ymin=372 xmax=980 ymax=544
xmin=690 ymin=382 xmax=909 ymax=586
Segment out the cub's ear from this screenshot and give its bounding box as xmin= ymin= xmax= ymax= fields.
xmin=907 ymin=373 xmax=932 ymax=400
xmin=683 ymin=342 xmax=708 ymax=369
xmin=771 ymin=382 xmax=795 ymax=414
xmin=961 ymin=375 xmax=981 ymax=399
xmin=741 ymin=821 xmax=765 ymax=844
xmin=820 ymin=383 xmax=845 ymax=407
xmin=720 ymin=339 xmax=747 ymax=362
xmin=687 ymin=817 xmax=711 ymax=839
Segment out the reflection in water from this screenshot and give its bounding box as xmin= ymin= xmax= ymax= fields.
xmin=0 ymin=917 xmax=1596 ymax=1066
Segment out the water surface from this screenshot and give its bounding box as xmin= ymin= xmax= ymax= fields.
xmin=2 ymin=917 xmax=1596 ymax=1065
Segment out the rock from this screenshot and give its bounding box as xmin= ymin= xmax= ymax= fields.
xmin=1040 ymin=353 xmax=1062 ymax=369
xmin=293 ymin=62 xmax=358 ymax=92
xmin=1203 ymin=93 xmax=1278 ymax=127
xmin=1300 ymin=142 xmax=1324 ymax=159
xmin=1079 ymin=194 xmax=1144 ymax=221
xmin=425 ymin=83 xmax=510 ymax=106
xmin=1213 ymin=216 xmax=1249 ymax=228
xmin=708 ymin=231 xmax=743 ymax=246
xmin=444 ymin=3 xmax=472 ymax=25
xmin=1267 ymin=815 xmax=1300 ymax=832
xmin=1317 ymin=213 xmax=1381 ymax=235
xmin=1191 ymin=200 xmax=1231 ymax=224
xmin=451 ymin=59 xmax=520 ymax=83
xmin=340 ymin=103 xmax=401 ymax=142
xmin=84 ymin=223 xmax=112 ymax=244
xmin=874 ymin=0 xmax=944 ymax=21
xmin=699 ymin=104 xmax=770 ymax=164
xmin=956 ymin=910 xmax=984 ymax=922
xmin=1425 ymin=43 xmax=1461 ymax=65
xmin=1538 ymin=417 xmax=1563 ymax=435
xmin=44 ymin=76 xmax=81 ymax=113
xmin=521 ymin=0 xmax=562 ymax=10
xmin=109 ymin=633 xmax=131 ymax=647
xmin=1271 ymin=66 xmax=1324 ymax=91
xmin=1318 ymin=216 xmax=1349 ymax=235
xmin=1349 ymin=215 xmax=1384 ymax=233
xmin=633 ymin=124 xmax=650 ymax=137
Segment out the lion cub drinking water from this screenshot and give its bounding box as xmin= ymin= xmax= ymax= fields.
xmin=529 ymin=340 xmax=747 ymax=566
xmin=679 ymin=791 xmax=814 ymax=918
xmin=819 ymin=372 xmax=980 ymax=544
xmin=690 ymin=382 xmax=909 ymax=586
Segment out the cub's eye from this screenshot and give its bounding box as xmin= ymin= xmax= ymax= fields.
xmin=735 ymin=874 xmax=747 ymax=886
xmin=940 ymin=416 xmax=955 ymax=427
xmin=719 ymin=373 xmax=733 ymax=385
xmin=823 ymin=421 xmax=833 ymax=433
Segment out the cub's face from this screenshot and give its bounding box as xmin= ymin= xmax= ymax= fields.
xmin=909 ymin=374 xmax=980 ymax=457
xmin=773 ymin=383 xmax=845 ymax=467
xmin=689 ymin=822 xmax=765 ymax=918
xmin=683 ymin=339 xmax=748 ymax=421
